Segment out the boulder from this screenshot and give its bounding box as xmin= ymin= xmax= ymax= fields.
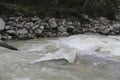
xmin=0 ymin=18 xmax=5 ymax=31
xmin=48 ymin=18 xmax=57 ymax=28
xmin=58 ymin=26 xmax=67 ymax=32
xmin=67 ymin=26 xmax=75 ymax=33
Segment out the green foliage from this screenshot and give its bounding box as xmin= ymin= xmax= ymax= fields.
xmin=0 ymin=0 xmax=120 ymax=18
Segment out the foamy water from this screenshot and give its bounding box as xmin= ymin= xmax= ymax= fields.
xmin=0 ymin=34 xmax=120 ymax=80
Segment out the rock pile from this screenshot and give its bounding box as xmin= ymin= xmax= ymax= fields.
xmin=0 ymin=16 xmax=120 ymax=40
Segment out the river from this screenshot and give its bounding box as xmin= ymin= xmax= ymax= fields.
xmin=0 ymin=34 xmax=120 ymax=80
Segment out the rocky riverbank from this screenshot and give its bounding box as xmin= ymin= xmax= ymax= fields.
xmin=0 ymin=15 xmax=120 ymax=40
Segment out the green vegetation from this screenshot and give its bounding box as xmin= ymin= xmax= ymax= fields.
xmin=0 ymin=0 xmax=120 ymax=18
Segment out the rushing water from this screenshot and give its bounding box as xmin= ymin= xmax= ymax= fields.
xmin=0 ymin=34 xmax=120 ymax=80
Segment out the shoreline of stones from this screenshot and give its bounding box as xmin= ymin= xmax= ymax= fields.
xmin=0 ymin=16 xmax=120 ymax=40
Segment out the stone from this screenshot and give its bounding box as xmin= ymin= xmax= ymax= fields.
xmin=0 ymin=18 xmax=5 ymax=31
xmin=40 ymin=26 xmax=44 ymax=30
xmin=67 ymin=26 xmax=75 ymax=33
xmin=82 ymin=14 xmax=89 ymax=19
xmin=9 ymin=17 xmax=16 ymax=21
xmin=0 ymin=34 xmax=2 ymax=39
xmin=32 ymin=16 xmax=40 ymax=22
xmin=34 ymin=20 xmax=42 ymax=25
xmin=7 ymin=30 xmax=16 ymax=34
xmin=73 ymin=28 xmax=81 ymax=34
xmin=7 ymin=21 xmax=17 ymax=27
xmin=48 ymin=18 xmax=57 ymax=28
xmin=24 ymin=22 xmax=34 ymax=28
xmin=57 ymin=32 xmax=69 ymax=37
xmin=5 ymin=26 xmax=11 ymax=30
xmin=16 ymin=24 xmax=23 ymax=28
xmin=112 ymin=23 xmax=120 ymax=28
xmin=32 ymin=25 xmax=39 ymax=29
xmin=17 ymin=29 xmax=28 ymax=35
xmin=74 ymin=21 xmax=81 ymax=26
xmin=58 ymin=26 xmax=67 ymax=32
xmin=18 ymin=34 xmax=33 ymax=40
xmin=98 ymin=17 xmax=110 ymax=25
xmin=34 ymin=29 xmax=42 ymax=35
xmin=62 ymin=32 xmax=69 ymax=36
xmin=2 ymin=35 xmax=12 ymax=40
xmin=67 ymin=21 xmax=73 ymax=25
xmin=101 ymin=28 xmax=111 ymax=34
xmin=17 ymin=16 xmax=24 ymax=22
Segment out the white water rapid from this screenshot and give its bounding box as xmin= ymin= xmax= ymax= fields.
xmin=0 ymin=34 xmax=120 ymax=80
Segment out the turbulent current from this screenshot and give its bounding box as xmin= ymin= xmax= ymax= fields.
xmin=0 ymin=34 xmax=120 ymax=80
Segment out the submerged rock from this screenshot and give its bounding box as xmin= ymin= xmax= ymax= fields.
xmin=0 ymin=40 xmax=18 ymax=50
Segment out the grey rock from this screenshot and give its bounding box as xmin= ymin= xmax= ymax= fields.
xmin=73 ymin=28 xmax=81 ymax=34
xmin=25 ymin=22 xmax=34 ymax=28
xmin=2 ymin=35 xmax=12 ymax=40
xmin=62 ymin=32 xmax=69 ymax=36
xmin=58 ymin=26 xmax=67 ymax=32
xmin=98 ymin=17 xmax=110 ymax=25
xmin=74 ymin=21 xmax=81 ymax=26
xmin=18 ymin=34 xmax=33 ymax=40
xmin=9 ymin=17 xmax=16 ymax=21
xmin=34 ymin=29 xmax=42 ymax=35
xmin=17 ymin=16 xmax=24 ymax=22
xmin=67 ymin=21 xmax=73 ymax=25
xmin=32 ymin=25 xmax=39 ymax=30
xmin=0 ymin=18 xmax=5 ymax=31
xmin=48 ymin=18 xmax=57 ymax=28
xmin=69 ymin=26 xmax=74 ymax=29
xmin=67 ymin=26 xmax=75 ymax=33
xmin=5 ymin=26 xmax=11 ymax=30
xmin=112 ymin=23 xmax=120 ymax=28
xmin=0 ymin=34 xmax=2 ymax=39
xmin=41 ymin=23 xmax=49 ymax=28
xmin=40 ymin=26 xmax=44 ymax=30
xmin=16 ymin=24 xmax=23 ymax=28
xmin=7 ymin=21 xmax=17 ymax=27
xmin=57 ymin=32 xmax=69 ymax=37
xmin=17 ymin=29 xmax=28 ymax=35
xmin=7 ymin=30 xmax=16 ymax=34
xmin=82 ymin=14 xmax=89 ymax=19
xmin=34 ymin=20 xmax=42 ymax=25
xmin=32 ymin=17 xmax=40 ymax=22
xmin=101 ymin=28 xmax=111 ymax=34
